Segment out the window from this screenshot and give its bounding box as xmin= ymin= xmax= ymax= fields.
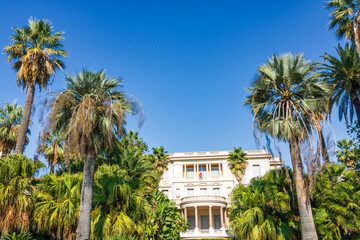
xmin=200 ymin=215 xmax=209 ymax=229
xmin=187 ymin=168 xmax=194 ymax=178
xmin=213 ymin=188 xmax=220 ymax=196
xmin=188 ymin=216 xmax=195 ymax=230
xmin=187 ymin=188 xmax=194 ymax=197
xmin=162 ymin=190 xmax=168 ymax=197
xmin=212 ymin=167 xmax=219 ymax=177
xmin=253 ymin=164 xmax=261 ymax=178
xmin=200 ymin=188 xmax=207 ymax=195
xmin=214 ymin=215 xmax=221 ymax=229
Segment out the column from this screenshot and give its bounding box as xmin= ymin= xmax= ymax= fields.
xmin=209 ymin=205 xmax=214 ymax=233
xmin=220 ymin=206 xmax=224 ymax=229
xmin=225 ymin=208 xmax=229 ymax=228
xmin=184 ymin=207 xmax=187 ymax=219
xmin=210 ymin=163 xmax=212 ymax=177
xmin=218 ymin=163 xmax=221 ymax=176
xmin=193 ymin=164 xmax=196 ymax=178
xmin=196 ymin=164 xmax=199 ymax=179
xmin=194 ymin=206 xmax=199 ymax=233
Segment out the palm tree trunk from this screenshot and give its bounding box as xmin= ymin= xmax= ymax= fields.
xmin=319 ymin=129 xmax=329 ymax=162
xmin=350 ymin=88 xmax=360 ymax=122
xmin=289 ymin=138 xmax=318 ymax=240
xmin=76 ymin=153 xmax=96 ymax=240
xmin=50 ymin=163 xmax=55 ymax=174
xmin=353 ymin=19 xmax=360 ymax=58
xmin=314 ymin=120 xmax=329 ymax=162
xmin=15 ymin=82 xmax=35 ymax=154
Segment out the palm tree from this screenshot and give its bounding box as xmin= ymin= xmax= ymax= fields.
xmin=4 ymin=18 xmax=67 ymax=154
xmin=313 ymin=164 xmax=360 ymax=239
xmin=0 ymin=102 xmax=27 ymax=156
xmin=335 ymin=139 xmax=359 ymax=168
xmin=245 ymin=53 xmax=331 ymax=240
xmin=145 ymin=188 xmax=187 ymax=240
xmin=48 ymin=70 xmax=136 ymax=240
xmin=230 ymin=169 xmax=299 ymax=240
xmin=117 ymin=130 xmax=148 ymax=153
xmin=34 ymin=173 xmax=82 ymax=240
xmin=326 ymin=0 xmax=360 ymax=56
xmin=150 ymin=146 xmax=170 ymax=173
xmin=227 ymin=147 xmax=248 ymax=183
xmin=321 ymin=43 xmax=360 ymax=123
xmin=37 ymin=131 xmax=65 ymax=173
xmin=112 ymin=148 xmax=159 ymax=191
xmin=92 ymin=164 xmax=149 ymax=239
xmin=0 ymin=154 xmax=42 ymax=235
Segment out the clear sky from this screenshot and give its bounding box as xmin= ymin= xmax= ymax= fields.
xmin=0 ymin=0 xmax=349 ymax=169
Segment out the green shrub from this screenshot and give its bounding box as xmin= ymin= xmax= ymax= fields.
xmin=1 ymin=232 xmax=34 ymax=240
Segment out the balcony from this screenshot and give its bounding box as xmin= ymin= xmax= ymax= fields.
xmin=181 ymin=229 xmax=228 ymax=239
xmin=180 ymin=195 xmax=227 ymax=206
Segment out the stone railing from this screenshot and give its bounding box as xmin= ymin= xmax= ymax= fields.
xmin=180 ymin=195 xmax=227 ymax=204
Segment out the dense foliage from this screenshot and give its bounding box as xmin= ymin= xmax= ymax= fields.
xmin=230 ymin=168 xmax=299 ymax=240
xmin=0 ymin=131 xmax=186 ymax=240
xmin=145 ymin=189 xmax=187 ymax=240
xmin=230 ymin=162 xmax=360 ymax=240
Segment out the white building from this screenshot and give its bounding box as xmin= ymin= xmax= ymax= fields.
xmin=159 ymin=149 xmax=282 ymax=239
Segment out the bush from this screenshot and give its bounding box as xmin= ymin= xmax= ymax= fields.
xmin=1 ymin=232 xmax=34 ymax=240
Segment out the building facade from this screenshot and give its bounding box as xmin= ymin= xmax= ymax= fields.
xmin=159 ymin=149 xmax=282 ymax=239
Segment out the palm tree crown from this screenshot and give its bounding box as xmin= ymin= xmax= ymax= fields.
xmin=0 ymin=102 xmax=27 ymax=156
xmin=245 ymin=53 xmax=329 ymax=142
xmin=4 ymin=17 xmax=67 ymax=88
xmin=227 ymin=147 xmax=248 ymax=183
xmin=326 ymin=0 xmax=360 ymax=56
xmin=37 ymin=131 xmax=65 ymax=173
xmin=321 ymin=43 xmax=360 ymax=123
xmin=50 ymin=69 xmax=134 ymax=156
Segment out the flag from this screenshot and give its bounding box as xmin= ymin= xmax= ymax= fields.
xmin=199 ymin=165 xmax=203 ymax=179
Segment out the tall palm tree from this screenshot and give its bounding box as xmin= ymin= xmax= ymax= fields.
xmin=326 ymin=0 xmax=360 ymax=56
xmin=4 ymin=18 xmax=67 ymax=154
xmin=321 ymin=43 xmax=360 ymax=123
xmin=0 ymin=102 xmax=27 ymax=156
xmin=245 ymin=53 xmax=331 ymax=240
xmin=37 ymin=131 xmax=65 ymax=173
xmin=227 ymin=147 xmax=248 ymax=183
xmin=48 ymin=70 xmax=135 ymax=240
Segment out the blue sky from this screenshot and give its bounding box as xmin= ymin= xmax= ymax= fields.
xmin=0 ymin=0 xmax=349 ymax=169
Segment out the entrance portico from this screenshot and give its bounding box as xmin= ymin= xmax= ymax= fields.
xmin=180 ymin=196 xmax=229 ymax=238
